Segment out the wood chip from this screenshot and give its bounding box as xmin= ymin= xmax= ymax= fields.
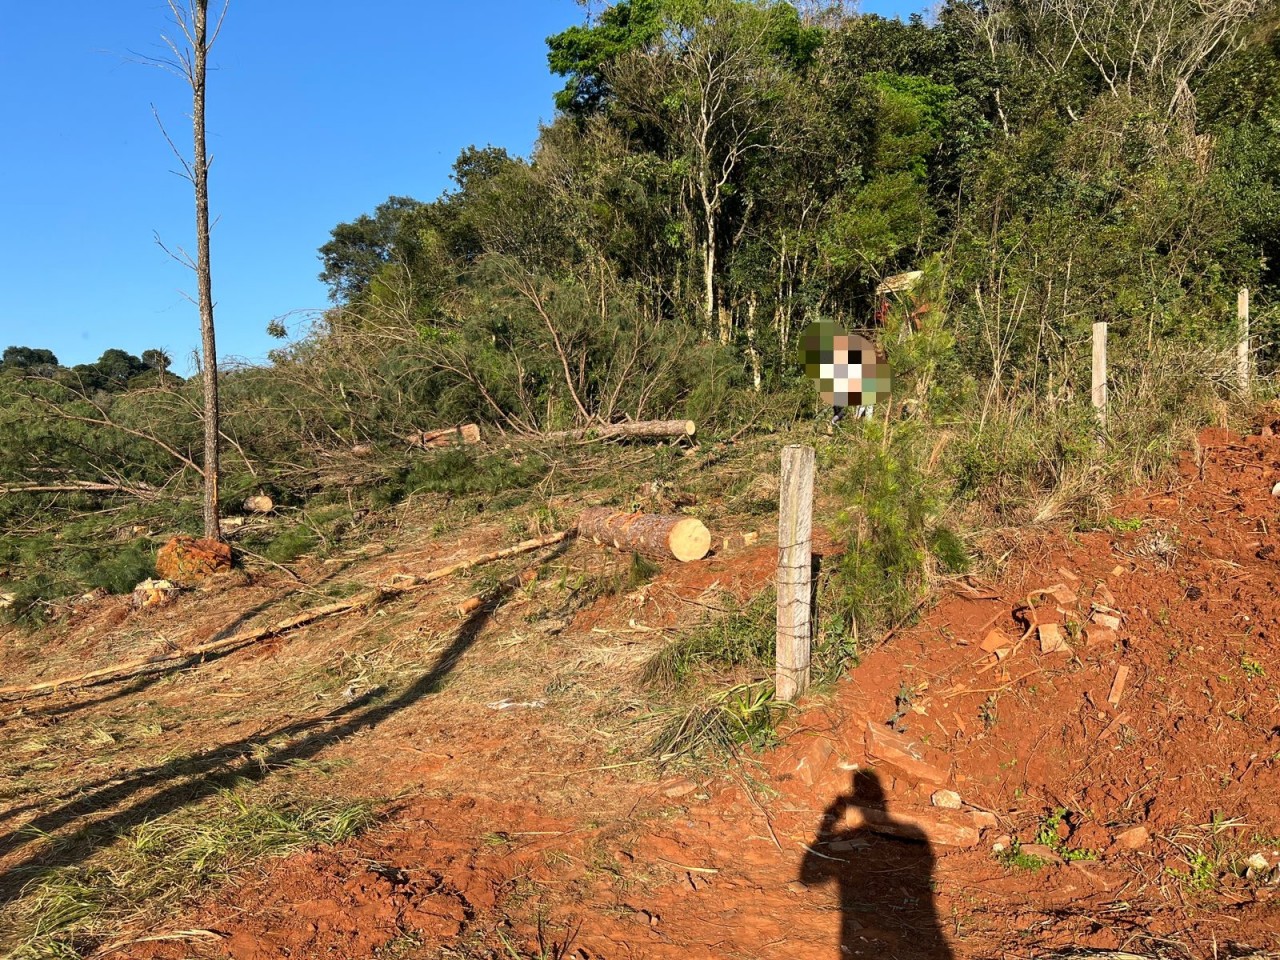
xmin=1108 ymin=665 xmax=1130 ymax=707
xmin=1038 ymin=623 xmax=1068 ymax=654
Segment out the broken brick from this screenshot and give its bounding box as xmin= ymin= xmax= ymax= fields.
xmin=1107 ymin=665 xmax=1130 ymax=707
xmin=1092 ymin=612 xmax=1121 ymax=630
xmin=842 ymin=804 xmax=979 ymax=848
xmin=980 ymin=629 xmax=1011 ymax=654
xmin=864 ymin=721 xmax=951 ymax=786
xmin=1048 ymin=583 xmax=1077 ymax=605
xmin=1038 ymin=623 xmax=1068 ymax=654
xmin=1085 ymin=625 xmax=1117 ymax=649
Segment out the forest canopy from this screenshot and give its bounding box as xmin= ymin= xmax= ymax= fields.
xmin=3 ymin=0 xmax=1278 ymax=614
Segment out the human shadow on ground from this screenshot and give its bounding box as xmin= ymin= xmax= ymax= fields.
xmin=800 ymin=770 xmax=955 ymax=959
xmin=0 ymin=542 xmax=568 ymax=904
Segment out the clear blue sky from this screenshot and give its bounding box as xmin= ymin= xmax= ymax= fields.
xmin=0 ymin=1 xmax=924 ymax=374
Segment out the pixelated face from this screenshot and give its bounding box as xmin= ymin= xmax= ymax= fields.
xmin=799 ymin=319 xmax=890 ymax=409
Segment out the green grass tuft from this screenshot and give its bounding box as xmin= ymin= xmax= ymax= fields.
xmin=640 ymin=589 xmax=775 ymax=692
xmin=6 ymin=788 xmax=375 ymax=957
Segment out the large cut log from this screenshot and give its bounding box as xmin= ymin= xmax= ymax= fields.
xmin=541 ymin=420 xmax=696 ymax=443
xmin=405 ymin=424 xmax=481 ymax=449
xmin=578 ymin=507 xmax=710 ymax=562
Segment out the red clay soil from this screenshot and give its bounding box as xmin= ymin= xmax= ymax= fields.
xmin=125 ymin=427 xmax=1280 ymax=960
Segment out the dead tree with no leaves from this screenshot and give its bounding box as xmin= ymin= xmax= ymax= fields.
xmin=152 ymin=0 xmax=230 ymax=541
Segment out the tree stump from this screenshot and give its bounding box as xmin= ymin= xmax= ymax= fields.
xmin=155 ymin=535 xmax=232 ymax=584
xmin=131 ymin=578 xmax=180 ymax=610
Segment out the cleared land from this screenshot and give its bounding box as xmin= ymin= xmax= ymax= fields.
xmin=2 ymin=427 xmax=1280 ymax=959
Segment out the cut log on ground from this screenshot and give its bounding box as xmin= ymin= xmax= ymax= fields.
xmin=541 ymin=420 xmax=696 ymax=443
xmin=0 ymin=529 xmax=571 ymax=703
xmin=577 ymin=507 xmax=710 ymax=562
xmin=405 ymin=424 xmax=481 ymax=448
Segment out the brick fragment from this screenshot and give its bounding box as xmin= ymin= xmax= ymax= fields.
xmin=863 ymin=721 xmax=950 ymax=786
xmin=842 ymin=804 xmax=979 ymax=848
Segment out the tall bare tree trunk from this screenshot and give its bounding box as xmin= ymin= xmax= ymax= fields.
xmin=704 ymin=208 xmax=720 ymax=342
xmin=190 ymin=1 xmax=220 ymax=541
xmin=746 ymin=293 xmax=762 ymax=392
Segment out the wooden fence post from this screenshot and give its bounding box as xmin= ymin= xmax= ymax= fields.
xmin=777 ymin=445 xmax=814 ymax=703
xmin=1238 ymin=287 xmax=1251 ymax=396
xmin=1092 ymin=321 xmax=1108 ymax=431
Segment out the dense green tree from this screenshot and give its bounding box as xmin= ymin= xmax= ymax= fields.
xmin=92 ymin=349 xmax=149 ymax=389
xmin=1 ymin=346 xmax=59 ymax=372
xmin=547 ymin=0 xmax=668 ymax=115
xmin=318 ymin=196 xmax=432 ymax=303
xmin=141 ymin=348 xmax=172 ymax=372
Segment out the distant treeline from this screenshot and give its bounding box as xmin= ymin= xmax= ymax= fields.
xmin=2 ymin=345 xmax=184 ymax=393
xmin=305 ymin=0 xmax=1278 ymax=423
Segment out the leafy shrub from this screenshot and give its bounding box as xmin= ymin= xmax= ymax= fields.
xmin=264 ymin=526 xmax=320 ymax=564
xmin=74 ymin=540 xmax=156 ymax=595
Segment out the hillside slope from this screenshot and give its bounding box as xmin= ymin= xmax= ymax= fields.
xmin=3 ymin=426 xmax=1280 ymax=959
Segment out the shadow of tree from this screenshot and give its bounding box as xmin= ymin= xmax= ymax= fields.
xmin=0 ymin=566 xmax=348 ymax=731
xmin=0 ymin=572 xmax=352 ymax=828
xmin=0 ymin=541 xmax=567 ymax=904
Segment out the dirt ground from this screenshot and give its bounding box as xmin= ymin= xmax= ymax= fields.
xmin=4 ymin=427 xmax=1280 ymax=959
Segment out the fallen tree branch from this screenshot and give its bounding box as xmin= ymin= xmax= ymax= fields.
xmin=28 ymin=381 xmax=204 ymax=477
xmin=0 ymin=481 xmax=157 ymax=498
xmin=0 ymin=529 xmax=573 ymax=702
